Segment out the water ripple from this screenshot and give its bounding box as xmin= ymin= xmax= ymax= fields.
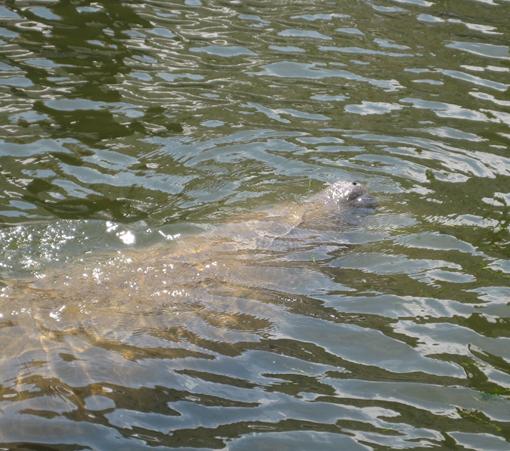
xmin=1 ymin=0 xmax=509 ymax=449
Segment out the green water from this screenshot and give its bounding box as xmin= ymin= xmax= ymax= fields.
xmin=0 ymin=1 xmax=509 ymax=449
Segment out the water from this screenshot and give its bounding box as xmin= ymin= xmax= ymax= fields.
xmin=0 ymin=1 xmax=509 ymax=449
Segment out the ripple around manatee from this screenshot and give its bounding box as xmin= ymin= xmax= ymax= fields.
xmin=1 ymin=0 xmax=510 ymax=449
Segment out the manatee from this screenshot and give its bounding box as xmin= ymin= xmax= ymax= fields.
xmin=203 ymin=180 xmax=376 ymax=250
xmin=0 ymin=181 xmax=375 ymax=406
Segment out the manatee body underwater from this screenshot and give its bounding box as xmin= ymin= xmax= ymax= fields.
xmin=0 ymin=181 xmax=375 ymax=433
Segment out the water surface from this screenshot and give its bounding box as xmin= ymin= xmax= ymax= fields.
xmin=0 ymin=1 xmax=509 ymax=449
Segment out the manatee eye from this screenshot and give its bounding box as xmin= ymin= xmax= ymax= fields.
xmin=352 ymin=182 xmax=358 ymax=186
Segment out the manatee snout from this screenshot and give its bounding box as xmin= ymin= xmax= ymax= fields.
xmin=325 ymin=181 xmax=377 ymax=208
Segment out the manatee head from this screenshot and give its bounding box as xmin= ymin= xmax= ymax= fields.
xmin=299 ymin=180 xmax=376 ymax=231
xmin=323 ymin=181 xmax=377 ymax=208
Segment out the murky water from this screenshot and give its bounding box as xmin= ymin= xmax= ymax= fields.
xmin=1 ymin=1 xmax=509 ymax=449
